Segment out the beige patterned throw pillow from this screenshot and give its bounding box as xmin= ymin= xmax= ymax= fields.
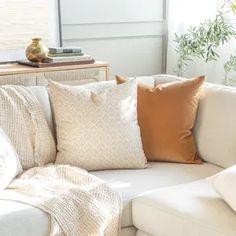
xmin=49 ymin=80 xmax=147 ymax=171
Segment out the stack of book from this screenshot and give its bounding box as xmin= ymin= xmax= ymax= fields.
xmin=18 ymin=47 xmax=95 ymax=68
xmin=47 ymin=47 xmax=95 ymax=65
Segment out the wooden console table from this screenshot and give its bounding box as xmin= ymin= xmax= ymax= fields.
xmin=0 ymin=61 xmax=110 ymax=86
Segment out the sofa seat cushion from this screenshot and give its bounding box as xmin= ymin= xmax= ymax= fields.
xmin=133 ymin=180 xmax=236 ymax=236
xmin=0 ymin=200 xmax=50 ymax=236
xmin=136 ymin=230 xmax=152 ymax=236
xmin=0 ymin=162 xmax=221 ymax=235
xmin=92 ymin=162 xmax=221 ymax=227
xmin=121 ymin=226 xmax=137 ymax=236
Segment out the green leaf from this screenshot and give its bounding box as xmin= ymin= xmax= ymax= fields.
xmin=174 ymin=0 xmax=236 ymax=75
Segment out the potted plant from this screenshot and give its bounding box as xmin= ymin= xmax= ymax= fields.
xmin=174 ymin=0 xmax=236 ymax=77
xmin=224 ymin=54 xmax=236 ymax=85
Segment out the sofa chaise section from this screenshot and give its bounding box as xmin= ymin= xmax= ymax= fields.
xmin=133 ymin=180 xmax=236 ymax=236
xmin=92 ymin=162 xmax=221 ymax=229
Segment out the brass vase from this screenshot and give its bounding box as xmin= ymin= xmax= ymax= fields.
xmin=26 ymin=38 xmax=48 ymax=62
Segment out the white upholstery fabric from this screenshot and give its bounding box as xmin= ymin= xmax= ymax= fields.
xmin=123 ymin=76 xmax=155 ymax=87
xmin=153 ymin=74 xmax=182 ymax=85
xmin=0 ymin=200 xmax=50 ymax=236
xmin=209 ymin=165 xmax=236 ymax=213
xmin=133 ymin=180 xmax=236 ymax=236
xmin=121 ymin=227 xmax=137 ymax=236
xmin=92 ymin=162 xmax=221 ymax=227
xmin=135 ymin=76 xmax=155 ymax=87
xmin=28 ymin=86 xmax=54 ymax=132
xmin=154 ymin=74 xmax=236 ymax=168
xmin=136 ymin=230 xmax=152 ymax=236
xmin=0 ymin=162 xmax=221 ymax=235
xmin=0 ymin=201 xmax=136 ymax=236
xmin=194 ymin=83 xmax=236 ymax=168
xmin=0 ymin=129 xmax=22 ymax=191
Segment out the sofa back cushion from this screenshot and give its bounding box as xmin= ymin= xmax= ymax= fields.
xmin=194 ymin=83 xmax=236 ymax=168
xmin=28 ymin=86 xmax=54 ymax=132
xmin=154 ymin=74 xmax=236 ymax=168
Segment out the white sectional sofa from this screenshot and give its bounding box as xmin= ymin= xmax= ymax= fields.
xmin=1 ymin=74 xmax=236 ymax=236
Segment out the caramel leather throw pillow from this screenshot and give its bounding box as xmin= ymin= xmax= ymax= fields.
xmin=116 ymin=75 xmax=205 ymax=164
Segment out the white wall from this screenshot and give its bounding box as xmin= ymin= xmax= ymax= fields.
xmin=59 ymin=0 xmax=167 ymax=78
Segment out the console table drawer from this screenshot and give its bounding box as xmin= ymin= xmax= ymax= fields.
xmin=0 ymin=61 xmax=109 ymax=86
xmin=0 ymin=73 xmax=37 ymax=86
xmin=38 ymin=67 xmax=106 ymax=86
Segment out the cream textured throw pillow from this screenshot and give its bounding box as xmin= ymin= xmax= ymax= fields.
xmin=49 ymin=80 xmax=147 ymax=171
xmin=0 ymin=86 xmax=56 ymax=169
xmin=0 ymin=129 xmax=22 ymax=191
xmin=208 ymin=165 xmax=236 ymax=213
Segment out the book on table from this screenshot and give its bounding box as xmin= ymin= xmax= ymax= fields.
xmin=49 ymin=47 xmax=82 ymax=54
xmin=47 ymin=55 xmax=93 ymax=63
xmin=17 ymin=59 xmax=95 ymax=68
xmin=48 ymin=52 xmax=84 ymax=57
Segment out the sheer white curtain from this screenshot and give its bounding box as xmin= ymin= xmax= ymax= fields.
xmin=166 ymin=0 xmax=236 ymax=84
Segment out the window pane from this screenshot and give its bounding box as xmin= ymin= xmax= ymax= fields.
xmin=0 ymin=0 xmax=49 ymax=50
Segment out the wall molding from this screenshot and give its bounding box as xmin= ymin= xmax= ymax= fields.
xmin=63 ymin=34 xmax=163 ymax=42
xmin=62 ymin=20 xmax=165 ymax=42
xmin=62 ymin=19 xmax=165 ymax=26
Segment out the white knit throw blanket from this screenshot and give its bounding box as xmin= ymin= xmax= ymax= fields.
xmin=0 ymin=165 xmax=122 ymax=236
xmin=0 ymin=85 xmax=56 ymax=169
